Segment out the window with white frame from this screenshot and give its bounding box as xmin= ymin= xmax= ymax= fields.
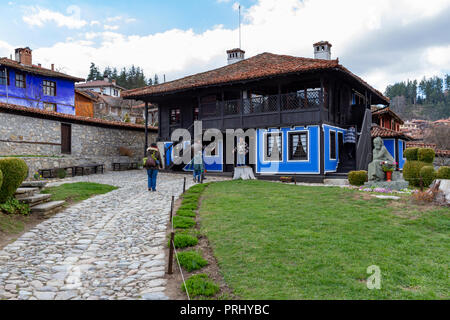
xmin=43 ymin=80 xmax=56 ymax=96
xmin=288 ymin=132 xmax=308 ymax=161
xmin=264 ymin=132 xmax=283 ymax=162
xmin=43 ymin=102 xmax=56 ymax=112
xmin=15 ymin=73 xmax=26 ymax=88
xmin=0 ymin=69 xmax=9 ymax=85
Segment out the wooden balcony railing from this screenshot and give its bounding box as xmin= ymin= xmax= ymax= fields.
xmin=200 ymin=90 xmax=322 ymax=119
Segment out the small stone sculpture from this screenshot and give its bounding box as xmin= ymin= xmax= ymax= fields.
xmin=368 ymin=137 xmax=394 ymax=181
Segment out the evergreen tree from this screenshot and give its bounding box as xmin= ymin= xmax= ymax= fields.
xmin=87 ymin=63 xmax=101 ymax=81
xmin=154 ymin=74 xmax=159 ymax=85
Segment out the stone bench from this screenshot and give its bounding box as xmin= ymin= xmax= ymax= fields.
xmin=112 ymin=162 xmax=139 ymax=171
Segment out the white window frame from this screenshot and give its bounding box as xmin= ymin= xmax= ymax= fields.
xmin=286 ymin=130 xmax=309 ymax=163
xmin=262 ymin=131 xmax=283 ymax=163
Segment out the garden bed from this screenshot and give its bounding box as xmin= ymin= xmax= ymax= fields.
xmin=164 ymin=183 xmax=237 ymax=300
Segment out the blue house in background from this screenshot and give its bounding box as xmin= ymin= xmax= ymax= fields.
xmin=0 ymin=47 xmax=84 ymax=115
xmin=371 ymin=107 xmax=413 ymax=170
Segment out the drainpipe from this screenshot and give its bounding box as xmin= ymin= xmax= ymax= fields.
xmin=4 ymin=67 xmax=8 ymax=104
xmin=144 ymin=102 xmax=149 ymax=157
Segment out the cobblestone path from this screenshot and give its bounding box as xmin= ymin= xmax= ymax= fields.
xmin=0 ymin=171 xmax=226 ymax=300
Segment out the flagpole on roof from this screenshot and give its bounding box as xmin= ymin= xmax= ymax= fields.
xmin=239 ymin=5 xmax=241 ymax=49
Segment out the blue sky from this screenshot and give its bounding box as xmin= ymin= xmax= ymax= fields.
xmin=2 ymin=0 xmax=253 ymax=48
xmin=1 ymin=0 xmax=449 ymax=91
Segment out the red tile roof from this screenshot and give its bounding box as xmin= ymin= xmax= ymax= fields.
xmin=371 ymin=125 xmax=412 ymax=140
xmin=372 ymin=106 xmax=404 ymax=125
xmin=0 ymin=102 xmax=157 ymax=132
xmin=123 ymin=52 xmax=389 ymax=104
xmin=76 ymin=80 xmax=126 ymax=90
xmin=75 ymin=89 xmax=98 ymax=101
xmin=0 ymin=57 xmax=84 ymax=82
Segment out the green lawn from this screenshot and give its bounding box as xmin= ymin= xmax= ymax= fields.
xmin=199 ymin=180 xmax=450 ymax=300
xmin=41 ymin=182 xmax=118 ymax=204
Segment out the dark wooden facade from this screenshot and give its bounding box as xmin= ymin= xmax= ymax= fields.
xmin=124 ymin=52 xmax=389 ymax=176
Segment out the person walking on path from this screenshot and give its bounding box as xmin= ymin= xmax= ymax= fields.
xmin=144 ymin=143 xmax=163 ymax=191
xmin=193 ymin=150 xmax=204 ymax=183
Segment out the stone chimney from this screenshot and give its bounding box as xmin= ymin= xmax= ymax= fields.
xmin=313 ymin=41 xmax=332 ymax=60
xmin=15 ymin=47 xmax=32 ymax=65
xmin=227 ymin=48 xmax=245 ymax=65
xmin=51 ymin=64 xmax=54 ymax=71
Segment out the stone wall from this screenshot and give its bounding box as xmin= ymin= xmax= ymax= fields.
xmin=0 ymin=111 xmax=157 ymax=177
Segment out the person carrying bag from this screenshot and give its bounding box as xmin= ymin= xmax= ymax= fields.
xmin=143 ymin=143 xmax=163 ymax=192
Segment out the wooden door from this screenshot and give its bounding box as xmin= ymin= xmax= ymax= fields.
xmin=61 ymin=123 xmax=72 ymax=154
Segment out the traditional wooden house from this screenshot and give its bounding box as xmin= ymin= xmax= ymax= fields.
xmin=371 ymin=106 xmax=412 ymax=170
xmin=0 ymin=47 xmax=84 ymax=115
xmin=123 ymin=42 xmax=390 ymax=180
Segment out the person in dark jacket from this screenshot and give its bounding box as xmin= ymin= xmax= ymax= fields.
xmin=144 ymin=143 xmax=163 ymax=192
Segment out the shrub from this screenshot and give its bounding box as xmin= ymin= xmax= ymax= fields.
xmin=57 ymin=168 xmax=67 ymax=179
xmin=419 ymin=166 xmax=436 ymax=188
xmin=0 ymin=158 xmax=28 ymax=203
xmin=173 ymin=216 xmax=196 ymax=229
xmin=0 ymin=169 xmax=3 ymax=190
xmin=179 ymin=228 xmax=201 ymax=238
xmin=0 ymin=197 xmax=30 ymax=215
xmin=404 ymin=148 xmax=419 ymax=161
xmin=348 ymin=171 xmax=368 ymax=186
xmin=437 ymin=166 xmax=450 ymax=180
xmin=178 ymin=203 xmax=198 ymax=211
xmin=183 ymin=193 xmax=200 ymax=201
xmin=177 ymin=209 xmax=196 ymax=218
xmin=403 ymin=161 xmax=427 ymax=187
xmin=170 ymin=233 xmax=198 ymax=249
xmin=181 ymin=274 xmax=219 ymax=297
xmin=187 ymin=184 xmax=207 ymax=193
xmin=418 ymin=148 xmax=435 ymax=164
xmin=177 ymin=250 xmax=208 ymax=272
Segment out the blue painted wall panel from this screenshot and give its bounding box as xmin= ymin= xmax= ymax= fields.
xmin=256 ymin=126 xmax=320 ymax=174
xmin=183 ymin=141 xmax=224 ymax=172
xmin=398 ymin=139 xmax=406 ymax=170
xmin=0 ymin=67 xmax=76 ymax=115
xmin=382 ymin=139 xmax=396 ymax=160
xmin=323 ymin=124 xmax=346 ymax=173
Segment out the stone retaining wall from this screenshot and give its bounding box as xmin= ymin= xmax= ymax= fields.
xmin=0 ymin=111 xmax=157 ymax=178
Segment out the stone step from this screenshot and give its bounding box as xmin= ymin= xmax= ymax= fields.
xmin=14 ymin=187 xmax=40 ymax=199
xmin=18 ymin=193 xmax=52 ymax=206
xmin=21 ymin=181 xmax=48 ymax=189
xmin=323 ymin=178 xmax=349 ymax=186
xmin=31 ymin=200 xmax=65 ymax=218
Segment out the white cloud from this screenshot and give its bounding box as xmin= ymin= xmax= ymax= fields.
xmin=22 ymin=6 xmax=88 ymax=29
xmin=90 ymin=20 xmax=101 ymax=26
xmin=104 ymin=25 xmax=120 ymax=31
xmin=0 ymin=40 xmax=14 ymax=58
xmin=106 ymin=16 xmax=123 ymax=23
xmin=10 ymin=0 xmax=450 ymax=92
